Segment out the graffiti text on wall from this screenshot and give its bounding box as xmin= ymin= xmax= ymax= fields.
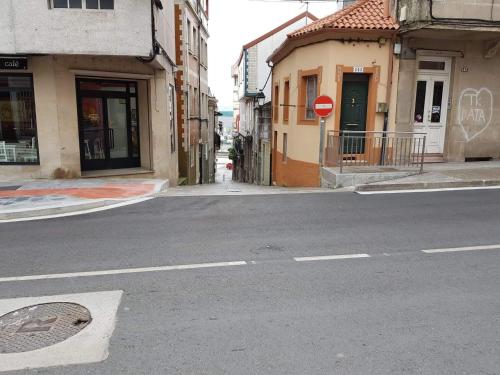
xmin=458 ymin=88 xmax=494 ymax=142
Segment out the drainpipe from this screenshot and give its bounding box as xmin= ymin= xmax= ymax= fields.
xmin=266 ymin=60 xmax=274 ymax=186
xmin=197 ymin=0 xmax=203 ymax=184
xmin=137 ymin=0 xmax=159 ymax=63
xmin=381 ymin=35 xmax=397 ymax=165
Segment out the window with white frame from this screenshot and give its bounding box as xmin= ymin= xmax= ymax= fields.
xmin=51 ymin=0 xmax=114 ymax=9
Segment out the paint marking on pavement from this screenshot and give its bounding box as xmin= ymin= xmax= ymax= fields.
xmin=0 ymin=261 xmax=247 ymax=283
xmin=0 ymin=197 xmax=154 ymax=224
xmin=294 ymin=253 xmax=370 ymax=262
xmin=422 ymin=244 xmax=500 ymax=254
xmin=356 ymin=186 xmax=500 ymax=195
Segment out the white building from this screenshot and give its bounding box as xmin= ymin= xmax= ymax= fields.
xmin=231 ymin=11 xmax=318 ymax=184
xmin=0 ymin=0 xmax=178 ymax=183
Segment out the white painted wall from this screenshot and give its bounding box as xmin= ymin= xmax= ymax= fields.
xmin=256 ymin=16 xmax=315 ymax=102
xmin=232 ymin=14 xmax=315 ymax=135
xmin=0 ymin=0 xmax=153 ymax=56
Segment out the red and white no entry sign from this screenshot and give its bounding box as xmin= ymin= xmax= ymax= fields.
xmin=313 ymin=95 xmax=335 ymax=118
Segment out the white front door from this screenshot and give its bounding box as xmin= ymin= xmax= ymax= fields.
xmin=412 ymin=57 xmax=451 ymax=154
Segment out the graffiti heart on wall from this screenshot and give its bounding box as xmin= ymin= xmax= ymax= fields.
xmin=458 ymin=88 xmax=494 ymax=142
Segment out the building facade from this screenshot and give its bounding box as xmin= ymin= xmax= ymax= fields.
xmin=391 ymin=0 xmax=500 ymax=161
xmin=174 ymin=0 xmax=212 ymax=185
xmin=0 ymin=0 xmax=178 ymax=183
xmin=232 ymin=12 xmax=318 ymax=184
xmin=206 ymin=91 xmax=219 ymax=184
xmin=268 ymin=0 xmax=398 ymax=187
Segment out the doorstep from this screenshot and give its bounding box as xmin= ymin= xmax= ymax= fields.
xmin=81 ymin=168 xmax=154 ymax=178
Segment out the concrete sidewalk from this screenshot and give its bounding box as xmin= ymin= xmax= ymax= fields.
xmin=0 ymin=179 xmax=168 ymax=220
xmin=356 ymin=161 xmax=500 ymax=192
xmin=159 ymin=154 xmax=335 ymax=197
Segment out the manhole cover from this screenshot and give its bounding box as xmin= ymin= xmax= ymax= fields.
xmin=0 ymin=302 xmax=92 ymax=354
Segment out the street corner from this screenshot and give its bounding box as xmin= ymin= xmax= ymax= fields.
xmin=0 ymin=178 xmax=168 ymax=200
xmin=0 ymin=290 xmax=123 ymax=373
xmin=0 ymin=179 xmax=168 ymax=222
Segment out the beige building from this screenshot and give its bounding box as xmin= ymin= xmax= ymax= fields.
xmin=0 ymin=1 xmax=179 ymax=183
xmin=391 ymin=0 xmax=500 ymax=161
xmin=268 ymin=0 xmax=399 ymax=187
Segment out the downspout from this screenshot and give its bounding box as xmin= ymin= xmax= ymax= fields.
xmin=267 ymin=60 xmax=274 ymax=186
xmin=197 ymin=0 xmax=203 ymax=184
xmin=137 ymin=0 xmax=159 ymax=63
xmin=381 ymin=33 xmax=397 ymax=165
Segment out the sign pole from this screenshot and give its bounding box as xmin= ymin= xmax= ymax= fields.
xmin=318 ymin=117 xmax=325 ymax=165
xmin=313 ymin=95 xmax=335 ymax=186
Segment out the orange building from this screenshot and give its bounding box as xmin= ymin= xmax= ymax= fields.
xmin=267 ymin=0 xmax=399 ymax=187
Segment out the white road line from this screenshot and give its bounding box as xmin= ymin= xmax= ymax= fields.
xmin=294 ymin=253 xmax=370 ymax=262
xmin=0 ymin=197 xmax=154 ymax=224
xmin=422 ymin=244 xmax=500 ymax=254
xmin=0 ymin=261 xmax=247 ymax=283
xmin=356 ymin=186 xmax=500 ymax=195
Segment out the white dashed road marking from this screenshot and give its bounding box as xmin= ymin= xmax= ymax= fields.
xmin=1 ymin=244 xmax=498 ymax=284
xmin=294 ymin=254 xmax=371 ymax=262
xmin=0 ymin=261 xmax=247 ymax=283
xmin=422 ymin=244 xmax=500 ymax=254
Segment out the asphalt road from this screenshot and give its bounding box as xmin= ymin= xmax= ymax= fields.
xmin=1 ymin=189 xmax=500 ymax=374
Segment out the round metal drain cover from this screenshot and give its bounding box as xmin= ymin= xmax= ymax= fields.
xmin=0 ymin=302 xmax=92 ymax=354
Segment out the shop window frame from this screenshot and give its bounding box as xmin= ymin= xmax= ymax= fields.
xmin=0 ymin=73 xmax=40 ymax=166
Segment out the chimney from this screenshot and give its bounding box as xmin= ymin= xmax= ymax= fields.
xmin=383 ymin=0 xmax=390 ymax=18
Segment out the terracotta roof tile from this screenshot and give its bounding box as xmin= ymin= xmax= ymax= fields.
xmin=289 ymin=0 xmax=398 ymax=38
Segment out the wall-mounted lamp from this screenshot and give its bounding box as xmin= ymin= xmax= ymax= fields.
xmin=255 ymin=91 xmax=266 ymax=107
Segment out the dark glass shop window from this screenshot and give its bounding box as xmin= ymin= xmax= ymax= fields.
xmin=53 ymin=0 xmax=82 ymax=8
xmin=414 ymin=81 xmax=426 ymax=123
xmin=431 ymin=81 xmax=444 ymax=123
xmin=86 ymin=0 xmax=99 ymax=9
xmin=69 ymin=0 xmax=83 ymax=8
xmin=53 ymin=0 xmax=68 ymax=7
xmin=100 ymin=0 xmax=114 ymax=9
xmin=0 ymin=75 xmax=39 ymax=164
xmin=419 ymin=61 xmax=445 ymax=71
xmin=79 ymin=81 xmax=127 ymax=92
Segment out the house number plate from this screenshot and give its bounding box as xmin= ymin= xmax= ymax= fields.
xmin=353 ymin=67 xmax=364 ymax=73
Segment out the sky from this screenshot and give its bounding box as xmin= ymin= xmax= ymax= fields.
xmin=207 ymin=0 xmax=342 ymax=111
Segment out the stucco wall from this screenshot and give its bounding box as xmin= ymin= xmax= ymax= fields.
xmin=396 ymin=36 xmax=500 ymax=161
xmin=273 ymin=40 xmax=392 ymax=167
xmin=396 ymin=0 xmax=500 ymax=23
xmin=256 ymin=16 xmax=314 ymax=101
xmin=0 ymin=55 xmax=178 ymax=182
xmin=1 ymin=0 xmax=152 ymax=57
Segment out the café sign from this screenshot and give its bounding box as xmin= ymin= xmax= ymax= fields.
xmin=0 ymin=57 xmax=28 ymax=70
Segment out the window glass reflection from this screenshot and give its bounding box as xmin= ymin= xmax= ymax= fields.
xmin=0 ymin=75 xmax=38 ymax=164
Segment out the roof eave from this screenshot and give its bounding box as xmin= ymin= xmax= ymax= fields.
xmin=268 ymin=27 xmax=399 ymax=65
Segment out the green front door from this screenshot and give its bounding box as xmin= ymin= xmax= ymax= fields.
xmin=340 ymin=74 xmax=369 ymax=154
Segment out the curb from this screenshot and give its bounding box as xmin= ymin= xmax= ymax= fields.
xmin=0 ymin=199 xmax=123 ymax=220
xmin=355 ymin=179 xmax=500 ymax=192
xmin=0 ymin=179 xmax=168 ymax=221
